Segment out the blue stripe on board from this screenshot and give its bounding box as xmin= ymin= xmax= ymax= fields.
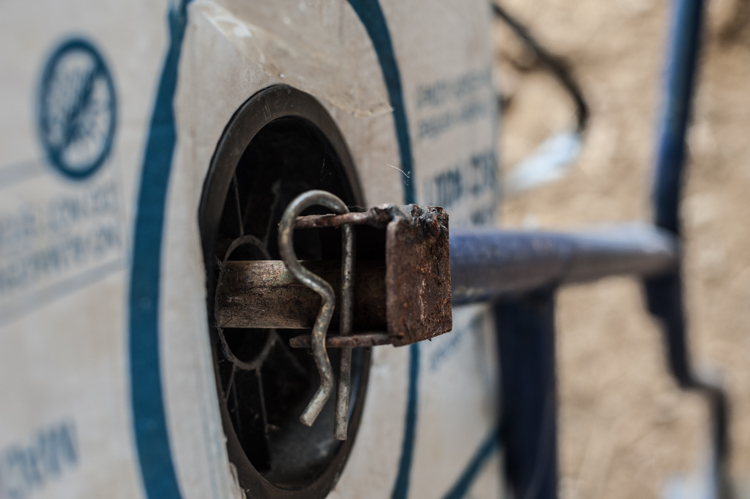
xmin=344 ymin=2 xmax=420 ymax=498
xmin=346 ymin=0 xmax=415 ymax=205
xmin=442 ymin=428 xmax=499 ymax=499
xmin=391 ymin=342 xmax=421 ymax=498
xmin=128 ymin=2 xmax=192 ymax=498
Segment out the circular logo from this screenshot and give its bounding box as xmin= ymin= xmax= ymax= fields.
xmin=38 ymin=38 xmax=117 ymax=180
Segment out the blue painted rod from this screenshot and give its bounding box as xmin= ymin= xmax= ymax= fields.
xmin=652 ymin=0 xmax=704 ymax=234
xmin=450 ymin=222 xmax=678 ymax=305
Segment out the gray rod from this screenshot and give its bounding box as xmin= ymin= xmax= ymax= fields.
xmin=451 ymin=222 xmax=678 ymax=305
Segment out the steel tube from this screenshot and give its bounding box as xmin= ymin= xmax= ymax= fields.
xmin=219 ymin=222 xmax=677 ymax=325
xmin=451 ymin=222 xmax=678 ymax=305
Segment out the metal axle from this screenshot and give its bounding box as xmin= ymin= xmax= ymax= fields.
xmin=218 ymin=222 xmax=678 ymax=334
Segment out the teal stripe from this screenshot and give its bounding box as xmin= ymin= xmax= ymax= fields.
xmin=443 ymin=429 xmax=499 ymax=499
xmin=346 ymin=0 xmax=415 ymax=205
xmin=343 ymin=2 xmax=420 ymax=498
xmin=128 ymin=2 xmax=192 ymax=498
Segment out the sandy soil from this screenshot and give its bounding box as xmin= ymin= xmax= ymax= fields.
xmin=492 ymin=1 xmax=750 ymax=497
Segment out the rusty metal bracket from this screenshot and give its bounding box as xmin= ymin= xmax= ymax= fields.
xmin=384 ymin=205 xmax=452 ymax=346
xmin=217 ymin=203 xmax=454 ymax=347
xmin=293 ymin=203 xmax=453 ymax=346
xmin=215 ymin=188 xmax=684 ymax=446
xmin=270 ymin=192 xmax=451 ymax=440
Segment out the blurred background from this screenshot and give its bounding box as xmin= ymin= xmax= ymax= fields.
xmin=492 ymin=0 xmax=750 ymax=497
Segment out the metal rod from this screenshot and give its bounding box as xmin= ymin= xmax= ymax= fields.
xmin=335 ymin=220 xmax=355 ymax=440
xmin=495 ymin=292 xmax=558 ymax=499
xmin=220 ymin=223 xmax=678 ymax=327
xmin=294 ymin=205 xmax=403 ymax=229
xmin=278 ymin=190 xmax=352 ymax=428
xmin=215 ymin=260 xmax=386 ymax=330
xmin=652 ymin=0 xmax=704 ymax=236
xmin=289 ymin=332 xmax=391 ymax=349
xmin=451 ymin=222 xmax=678 ymax=305
xmin=646 ymin=0 xmax=730 ymax=496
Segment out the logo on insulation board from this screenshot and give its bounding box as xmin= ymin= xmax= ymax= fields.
xmin=38 ymin=38 xmax=117 ymax=180
xmin=0 ymin=37 xmax=124 ymax=326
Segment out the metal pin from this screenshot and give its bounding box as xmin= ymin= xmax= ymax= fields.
xmin=335 ymin=219 xmax=354 ymax=440
xmin=278 ymin=190 xmax=354 ymax=436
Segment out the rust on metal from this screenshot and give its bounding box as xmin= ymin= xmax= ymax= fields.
xmin=385 ymin=205 xmax=452 ymax=346
xmin=294 ymin=205 xmax=403 ymax=229
xmin=216 ymin=260 xmax=386 ymax=330
xmin=289 ymin=332 xmax=391 ymax=349
xmin=217 ymin=203 xmax=453 ymax=347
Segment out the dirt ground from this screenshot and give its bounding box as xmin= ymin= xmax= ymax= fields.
xmin=492 ymin=1 xmax=750 ymax=497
